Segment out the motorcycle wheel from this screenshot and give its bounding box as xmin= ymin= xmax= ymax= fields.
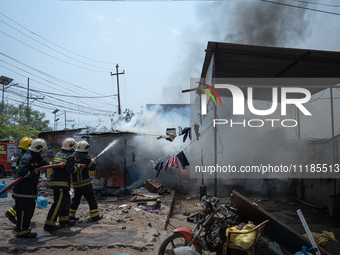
xmin=158 ymin=232 xmax=202 ymax=255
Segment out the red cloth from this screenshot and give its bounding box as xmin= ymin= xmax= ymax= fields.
xmin=168 ymin=156 xmax=178 ymax=171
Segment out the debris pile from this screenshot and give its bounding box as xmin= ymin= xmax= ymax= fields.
xmin=37 ymin=180 xmax=50 ymax=190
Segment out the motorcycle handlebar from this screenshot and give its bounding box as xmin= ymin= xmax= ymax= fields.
xmin=227 ymin=206 xmax=238 ymax=214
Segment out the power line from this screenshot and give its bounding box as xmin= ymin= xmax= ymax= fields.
xmin=6 ymin=87 xmax=115 ymax=116
xmin=10 ymin=83 xmax=115 ymax=99
xmin=3 ymin=77 xmax=117 ymax=118
xmin=0 ymin=19 xmax=114 ymax=71
xmin=0 ymin=57 xmax=111 ymax=98
xmin=260 ymin=0 xmax=340 ymax=16
xmin=0 ymin=30 xmax=110 ymax=72
xmin=0 ymin=62 xmax=105 ymax=104
xmin=291 ymin=0 xmax=340 ymax=8
xmin=0 ymin=12 xmax=116 ymax=65
xmin=309 ymin=89 xmax=327 ymax=102
xmin=307 ymin=102 xmax=331 ymax=128
xmin=0 ymin=53 xmax=116 ymax=105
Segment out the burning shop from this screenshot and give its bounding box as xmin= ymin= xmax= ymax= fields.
xmin=39 ymin=125 xmax=194 ymax=193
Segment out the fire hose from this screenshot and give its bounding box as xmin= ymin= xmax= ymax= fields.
xmin=0 ymin=163 xmax=86 ymax=196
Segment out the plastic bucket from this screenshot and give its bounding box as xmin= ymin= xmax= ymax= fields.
xmin=36 ymin=196 xmax=48 ymax=209
xmin=294 ymin=246 xmax=313 ymax=255
xmin=0 ymin=182 xmax=7 ymax=198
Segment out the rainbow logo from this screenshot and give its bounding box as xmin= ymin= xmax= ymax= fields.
xmin=197 ymin=82 xmax=222 ymax=106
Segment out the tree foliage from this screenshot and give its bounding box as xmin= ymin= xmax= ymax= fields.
xmin=0 ymin=103 xmax=52 ymax=141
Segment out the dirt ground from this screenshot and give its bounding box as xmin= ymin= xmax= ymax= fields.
xmin=0 ymin=184 xmax=174 ymax=255
xmin=1 ymin=181 xmax=340 ymax=255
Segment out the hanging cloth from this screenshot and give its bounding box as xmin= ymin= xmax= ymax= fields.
xmin=177 ymin=151 xmax=189 ymax=169
xmin=194 ymin=124 xmax=200 ymax=141
xmin=164 ymin=159 xmax=169 ymax=171
xmin=181 ymin=127 xmax=191 ymax=142
xmin=157 ymin=128 xmax=177 ymax=142
xmin=168 ymin=156 xmax=179 ymax=171
xmin=154 ymin=162 xmax=164 ymax=177
xmin=150 ymin=160 xmax=157 ymax=168
xmin=166 ymin=128 xmax=177 ymax=142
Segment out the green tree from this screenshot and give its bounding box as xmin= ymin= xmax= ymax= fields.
xmin=0 ymin=103 xmax=52 ymax=141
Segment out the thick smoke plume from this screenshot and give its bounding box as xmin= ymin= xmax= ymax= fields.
xmin=192 ymin=0 xmax=314 ymax=197
xmin=91 ymin=106 xmax=192 ymax=189
xmin=197 ymin=0 xmax=312 ymax=47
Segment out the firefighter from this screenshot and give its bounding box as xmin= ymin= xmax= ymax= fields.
xmin=5 ymin=137 xmax=33 ymax=225
xmin=44 ymin=137 xmax=79 ymax=231
xmin=69 ymin=141 xmax=103 ymax=222
xmin=12 ymin=138 xmax=49 ymax=238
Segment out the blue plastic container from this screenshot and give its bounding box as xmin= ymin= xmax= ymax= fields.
xmin=0 ymin=181 xmax=7 ymax=198
xmin=294 ymin=246 xmax=313 ymax=255
xmin=36 ymin=196 xmax=48 ymax=209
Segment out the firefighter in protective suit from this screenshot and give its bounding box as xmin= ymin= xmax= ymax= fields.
xmin=12 ymin=138 xmax=49 ymax=238
xmin=69 ymin=141 xmax=103 ymax=222
xmin=44 ymin=137 xmax=79 ymax=231
xmin=5 ymin=137 xmax=33 ymax=225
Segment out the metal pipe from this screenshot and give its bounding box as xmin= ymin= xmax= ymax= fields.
xmin=297 ymin=209 xmax=322 ymax=255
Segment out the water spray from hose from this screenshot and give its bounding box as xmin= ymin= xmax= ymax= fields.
xmin=93 ymin=139 xmax=119 ymax=160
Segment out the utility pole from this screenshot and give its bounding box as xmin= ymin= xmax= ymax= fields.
xmin=53 ymin=109 xmax=59 ymax=131
xmin=110 ymin=64 xmax=125 ymax=115
xmin=0 ymin=76 xmax=13 ymax=113
xmin=27 ymin=78 xmax=29 ymax=124
xmin=26 ymin=78 xmax=44 ymax=125
xmin=64 ymin=110 xmax=75 ymax=129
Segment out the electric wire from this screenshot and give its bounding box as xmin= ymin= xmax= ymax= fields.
xmin=291 ymin=0 xmax=340 ymax=7
xmin=307 ymin=101 xmax=331 ymax=128
xmin=0 ymin=30 xmax=109 ymax=72
xmin=0 ymin=61 xmax=114 ymax=106
xmin=0 ymin=12 xmax=115 ymax=65
xmin=0 ymin=19 xmax=114 ymax=71
xmin=0 ymin=55 xmax=118 ymax=112
xmin=5 ymin=85 xmax=116 ymax=117
xmin=260 ymin=0 xmax=340 ymax=16
xmin=0 ymin=64 xmax=111 ymax=109
xmin=6 ymin=81 xmax=115 ymax=99
xmin=309 ymin=89 xmax=327 ymax=102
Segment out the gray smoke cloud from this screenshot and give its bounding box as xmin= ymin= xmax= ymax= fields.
xmin=189 ymin=0 xmax=315 ymax=196
xmin=197 ymin=0 xmax=313 ymax=47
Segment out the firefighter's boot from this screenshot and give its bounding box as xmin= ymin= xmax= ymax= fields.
xmin=91 ymin=214 xmax=103 ymax=222
xmin=17 ymin=232 xmax=37 ymax=238
xmin=5 ymin=211 xmax=16 ymax=224
xmin=60 ymin=220 xmax=76 ymax=227
xmin=43 ymin=224 xmax=62 ymax=231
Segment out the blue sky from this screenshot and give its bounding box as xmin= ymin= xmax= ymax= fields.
xmin=1 ymin=0 xmax=340 ymax=131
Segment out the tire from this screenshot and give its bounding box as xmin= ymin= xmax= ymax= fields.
xmin=158 ymin=232 xmax=202 ymax=255
xmin=0 ymin=165 xmax=5 ymax=178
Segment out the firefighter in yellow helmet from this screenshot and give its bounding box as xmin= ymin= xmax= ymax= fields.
xmin=12 ymin=138 xmax=49 ymax=238
xmin=5 ymin=137 xmax=33 ymax=225
xmin=69 ymin=141 xmax=102 ymax=222
xmin=44 ymin=137 xmax=78 ymax=231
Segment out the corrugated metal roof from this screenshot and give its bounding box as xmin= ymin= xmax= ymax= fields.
xmin=200 ymin=42 xmax=340 ymax=99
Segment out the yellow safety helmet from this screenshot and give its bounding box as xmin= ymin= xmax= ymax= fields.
xmin=61 ymin=137 xmax=77 ymax=151
xmin=76 ymin=140 xmax=90 ymax=152
xmin=19 ymin=137 xmax=33 ymax=150
xmin=28 ymin=138 xmax=48 ymax=153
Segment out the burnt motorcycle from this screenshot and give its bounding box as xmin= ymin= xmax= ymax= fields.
xmin=158 ymin=193 xmax=239 ymax=255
